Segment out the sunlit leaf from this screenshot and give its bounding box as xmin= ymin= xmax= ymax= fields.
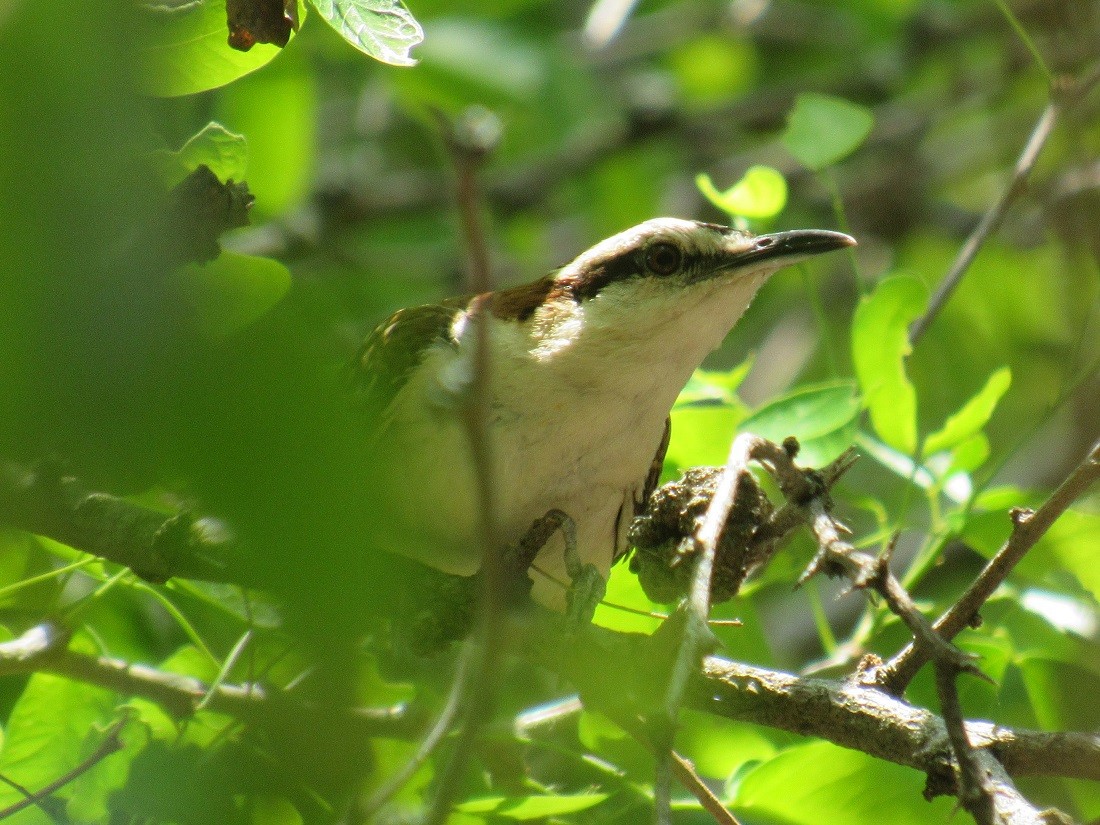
xmin=593 ymin=562 xmax=663 ymax=634
xmin=456 ymin=792 xmax=609 ymax=819
xmin=733 ymin=740 xmax=955 ymax=823
xmin=924 ymin=367 xmax=1011 ymax=455
xmin=138 ymin=0 xmax=301 ymax=96
xmin=249 ymin=795 xmax=303 ymax=825
xmin=1018 ymin=655 xmax=1100 ymax=731
xmin=311 ymin=0 xmax=423 ymax=66
xmin=783 ymin=93 xmax=874 ymax=171
xmin=946 ymin=432 xmax=990 ymax=475
xmin=0 ymin=674 xmax=116 ymax=820
xmin=696 ymin=166 xmax=787 ymax=220
xmin=851 ymin=276 xmax=926 ymax=455
xmin=740 ymin=381 xmax=861 ymax=465
xmin=666 ymin=404 xmax=749 ymax=470
xmin=677 ymin=358 xmax=755 ymax=406
xmin=152 ymin=122 xmax=249 ymax=188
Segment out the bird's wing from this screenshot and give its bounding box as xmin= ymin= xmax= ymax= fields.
xmin=614 ymin=415 xmax=672 ymax=564
xmin=353 ymin=298 xmax=467 ymax=424
xmin=642 ymin=416 xmax=672 ymax=512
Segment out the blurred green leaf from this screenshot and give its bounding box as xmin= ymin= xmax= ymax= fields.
xmin=676 ymin=710 xmax=778 ymax=780
xmin=66 ymin=720 xmax=145 ymax=824
xmin=666 ymin=404 xmax=749 ymax=470
xmin=174 ymin=251 xmax=292 ymax=338
xmin=152 ymin=122 xmax=249 ymax=188
xmin=697 ymin=166 xmax=788 ymax=220
xmin=677 ymin=358 xmax=755 ymax=406
xmin=667 ymin=35 xmax=758 ymax=106
xmin=593 ymin=562 xmax=663 ymax=634
xmin=249 ymin=795 xmax=304 ymax=825
xmin=783 ymin=93 xmax=875 ymax=171
xmin=852 ymin=276 xmax=926 ymax=455
xmin=1017 ymin=655 xmax=1100 ymax=731
xmin=0 ymin=674 xmax=116 ymax=822
xmin=946 ymin=432 xmax=990 ymax=475
xmin=139 ymin=0 xmax=297 ymax=96
xmin=1025 ymin=510 xmax=1100 ymax=598
xmin=925 ymin=367 xmax=1011 ymax=455
xmin=311 ymin=0 xmax=423 ymax=65
xmin=740 ymin=381 xmax=861 ymax=466
xmin=215 ymin=53 xmax=316 ymax=216
xmin=732 ymin=740 xmax=955 ymax=823
xmin=456 ymin=792 xmax=609 ymax=818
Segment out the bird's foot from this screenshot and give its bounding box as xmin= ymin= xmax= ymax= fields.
xmin=515 ymin=509 xmax=606 ymax=626
xmin=549 ymin=510 xmax=606 ymax=627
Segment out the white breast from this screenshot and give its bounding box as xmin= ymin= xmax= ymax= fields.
xmin=371 ymin=269 xmax=768 ymax=608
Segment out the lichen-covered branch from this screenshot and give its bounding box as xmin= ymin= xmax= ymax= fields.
xmin=693 ymin=656 xmax=1100 ymax=784
xmin=0 ymin=462 xmax=242 ymax=586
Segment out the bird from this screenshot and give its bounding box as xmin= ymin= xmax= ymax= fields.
xmin=357 ymin=218 xmax=854 ymax=610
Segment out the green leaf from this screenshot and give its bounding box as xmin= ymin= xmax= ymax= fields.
xmin=666 ymin=404 xmax=749 ymax=470
xmin=0 ymin=674 xmax=116 ymax=822
xmin=66 ymin=720 xmax=145 ymax=824
xmin=696 ymin=166 xmax=787 ymax=220
xmin=740 ymin=381 xmax=862 ymax=466
xmin=456 ymin=793 xmax=609 ymax=819
xmin=946 ymin=432 xmax=990 ymax=475
xmin=851 ymin=275 xmax=927 ymax=455
xmin=138 ymin=0 xmax=300 ymax=97
xmin=152 ymin=122 xmax=249 ymax=188
xmin=1026 ymin=510 xmax=1100 ymax=598
xmin=924 ymin=367 xmax=1011 ymax=455
xmin=249 ymin=795 xmax=303 ymax=825
xmin=592 ymin=562 xmax=663 ymax=634
xmin=311 ymin=0 xmax=423 ymax=66
xmin=733 ymin=741 xmax=956 ymax=823
xmin=1017 ymin=655 xmax=1100 ymax=731
xmin=783 ymin=93 xmax=875 ymax=171
xmin=675 ymin=710 xmax=778 ymax=780
xmin=677 ymin=358 xmax=754 ymax=405
xmin=174 ymin=251 xmax=292 ymax=338
xmin=214 ymin=51 xmax=316 ymax=216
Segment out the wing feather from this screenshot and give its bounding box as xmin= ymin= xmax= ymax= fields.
xmin=353 ymin=298 xmax=467 ymax=423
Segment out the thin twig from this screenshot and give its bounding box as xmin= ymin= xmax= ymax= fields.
xmin=670 ymin=751 xmax=743 ymax=825
xmin=909 ymin=63 xmax=1100 ymax=344
xmin=934 ymin=663 xmax=996 ymax=825
xmin=610 ymin=711 xmax=744 ymax=825
xmin=360 ymin=644 xmax=474 ymax=820
xmin=423 ymin=107 xmax=504 ymax=825
xmin=657 ymin=433 xmax=761 ymax=825
xmin=880 ymin=439 xmax=1100 ymax=694
xmin=0 ymin=623 xmax=415 ymax=741
xmin=0 ymin=717 xmax=127 ymax=821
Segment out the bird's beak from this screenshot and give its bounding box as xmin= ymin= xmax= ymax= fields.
xmin=721 ymin=228 xmax=856 ymax=272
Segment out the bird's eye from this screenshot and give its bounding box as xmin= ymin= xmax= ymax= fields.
xmin=644 ymin=242 xmax=682 ymax=276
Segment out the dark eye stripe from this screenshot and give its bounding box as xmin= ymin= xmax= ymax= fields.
xmin=563 ymin=248 xmax=645 ymax=301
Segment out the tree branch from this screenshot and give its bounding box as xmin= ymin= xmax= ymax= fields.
xmin=693 ymin=657 xmax=1100 ymax=784
xmin=0 ymin=462 xmax=240 ymax=586
xmin=0 ymin=624 xmax=416 ymax=742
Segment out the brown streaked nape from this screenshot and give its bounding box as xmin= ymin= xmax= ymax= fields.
xmin=556 ymin=247 xmax=642 ymax=302
xmin=489 ymin=276 xmax=557 ymax=322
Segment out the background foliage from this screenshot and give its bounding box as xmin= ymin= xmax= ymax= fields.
xmin=0 ymin=0 xmax=1097 ymax=822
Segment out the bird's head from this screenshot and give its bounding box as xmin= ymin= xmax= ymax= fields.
xmin=509 ymin=218 xmax=854 ymax=360
xmin=557 ymin=217 xmax=853 ymax=300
